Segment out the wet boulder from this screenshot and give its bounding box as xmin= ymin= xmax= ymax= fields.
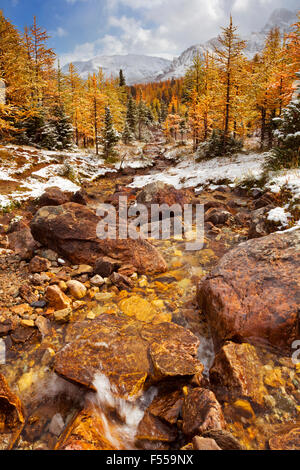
xmin=269 ymin=425 xmax=300 ymax=450
xmin=136 ymin=182 xmax=193 ymax=219
xmin=209 ymin=342 xmax=267 ymax=406
xmin=55 ymin=403 xmax=121 ymax=450
xmin=30 ymin=203 xmax=167 ymax=275
xmin=198 ymin=230 xmax=300 ymax=352
xmin=54 ymin=314 xmax=203 ymax=398
xmin=0 ymin=374 xmax=25 ymax=450
xmin=182 ymin=388 xmax=225 ymax=437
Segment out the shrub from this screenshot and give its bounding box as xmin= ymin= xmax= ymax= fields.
xmin=196 ymin=129 xmax=243 ymax=161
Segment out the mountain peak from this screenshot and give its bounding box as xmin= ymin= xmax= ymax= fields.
xmin=62 ymin=8 xmax=298 ymax=85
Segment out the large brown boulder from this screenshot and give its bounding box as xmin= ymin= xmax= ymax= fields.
xmin=38 ymin=187 xmax=71 ymax=207
xmin=137 ymin=181 xmax=192 ymax=216
xmin=198 ymin=230 xmax=300 ymax=352
xmin=54 ymin=314 xmax=203 ymax=398
xmin=30 ymin=203 xmax=167 ymax=274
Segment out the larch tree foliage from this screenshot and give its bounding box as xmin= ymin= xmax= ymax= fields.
xmin=183 ymin=53 xmax=204 ymax=150
xmin=213 ymin=15 xmax=246 ymax=150
xmin=25 ymin=16 xmax=56 ymax=108
xmin=65 ymin=63 xmax=83 ymax=146
xmin=87 ymin=73 xmax=106 ymax=155
xmin=251 ymin=28 xmax=294 ymax=148
xmin=0 ymin=11 xmax=27 ymax=136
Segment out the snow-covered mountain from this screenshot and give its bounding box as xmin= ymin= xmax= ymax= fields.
xmin=62 ymin=54 xmax=171 ymax=85
xmin=63 ymin=8 xmax=298 ymax=84
xmin=158 ymin=8 xmax=298 ymax=81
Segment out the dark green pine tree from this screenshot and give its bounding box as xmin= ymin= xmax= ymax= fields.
xmin=160 ymin=101 xmax=168 ymax=122
xmin=119 ymin=69 xmax=126 ymax=87
xmin=122 ymin=121 xmax=134 ymax=145
xmin=53 ymin=104 xmax=73 ymax=149
xmin=101 ymin=106 xmax=119 ymax=161
xmin=126 ymin=95 xmax=137 ymax=136
xmin=265 ymin=73 xmax=300 ymax=170
xmin=137 ymin=100 xmax=149 ymax=140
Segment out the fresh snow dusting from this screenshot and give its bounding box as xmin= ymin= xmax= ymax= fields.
xmin=266 ymin=169 xmax=300 ymax=201
xmin=0 ymin=146 xmax=118 ymax=208
xmin=267 ymin=207 xmax=291 ymax=227
xmin=0 ymin=176 xmax=80 ymax=208
xmin=129 ymin=152 xmax=268 ymax=190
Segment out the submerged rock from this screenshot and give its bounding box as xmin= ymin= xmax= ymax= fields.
xmin=54 ymin=314 xmax=202 ymax=397
xmin=209 ymin=342 xmax=267 ymax=405
xmin=0 ymin=374 xmax=25 ymax=450
xmin=182 ymin=388 xmax=225 ymax=436
xmin=198 ymin=230 xmax=300 ymax=352
xmin=269 ymin=426 xmax=300 ymax=450
xmin=55 ymin=403 xmax=121 ymax=450
xmin=30 ymin=203 xmax=167 ymax=274
xmin=136 ymin=182 xmax=193 ymax=222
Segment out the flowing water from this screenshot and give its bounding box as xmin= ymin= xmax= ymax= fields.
xmin=0 ymin=169 xmax=299 ymax=450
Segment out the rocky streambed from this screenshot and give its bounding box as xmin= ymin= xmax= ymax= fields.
xmin=0 ymin=150 xmax=299 ymax=451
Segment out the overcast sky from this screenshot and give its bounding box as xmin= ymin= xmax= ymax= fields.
xmin=1 ymin=0 xmax=299 ymax=63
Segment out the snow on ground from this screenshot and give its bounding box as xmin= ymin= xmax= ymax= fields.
xmin=129 ymin=152 xmax=268 ymax=190
xmin=267 ymin=207 xmax=291 ymax=227
xmin=0 ymin=176 xmax=80 ymax=208
xmin=0 ymin=146 xmax=118 ymax=208
xmin=266 ymin=169 xmax=300 ymax=201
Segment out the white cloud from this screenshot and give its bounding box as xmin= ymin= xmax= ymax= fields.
xmin=51 ymin=27 xmax=68 ymax=38
xmin=60 ymin=41 xmax=96 ymax=65
xmin=60 ymin=0 xmax=299 ymax=64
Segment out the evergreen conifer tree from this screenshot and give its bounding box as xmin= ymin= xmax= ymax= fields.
xmin=101 ymin=105 xmax=119 ymax=161
xmin=122 ymin=121 xmax=134 ymax=145
xmin=119 ymin=69 xmax=126 ymax=87
xmin=265 ymin=72 xmax=300 ymax=169
xmin=126 ymin=95 xmax=137 ymax=136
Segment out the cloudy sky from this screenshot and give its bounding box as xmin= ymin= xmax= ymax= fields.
xmin=1 ymin=0 xmax=299 ymax=64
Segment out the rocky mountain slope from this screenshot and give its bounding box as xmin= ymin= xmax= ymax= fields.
xmin=62 ymin=8 xmax=298 ymax=85
xmin=62 ymin=54 xmax=171 ymax=85
xmin=158 ymin=8 xmax=298 ymax=80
